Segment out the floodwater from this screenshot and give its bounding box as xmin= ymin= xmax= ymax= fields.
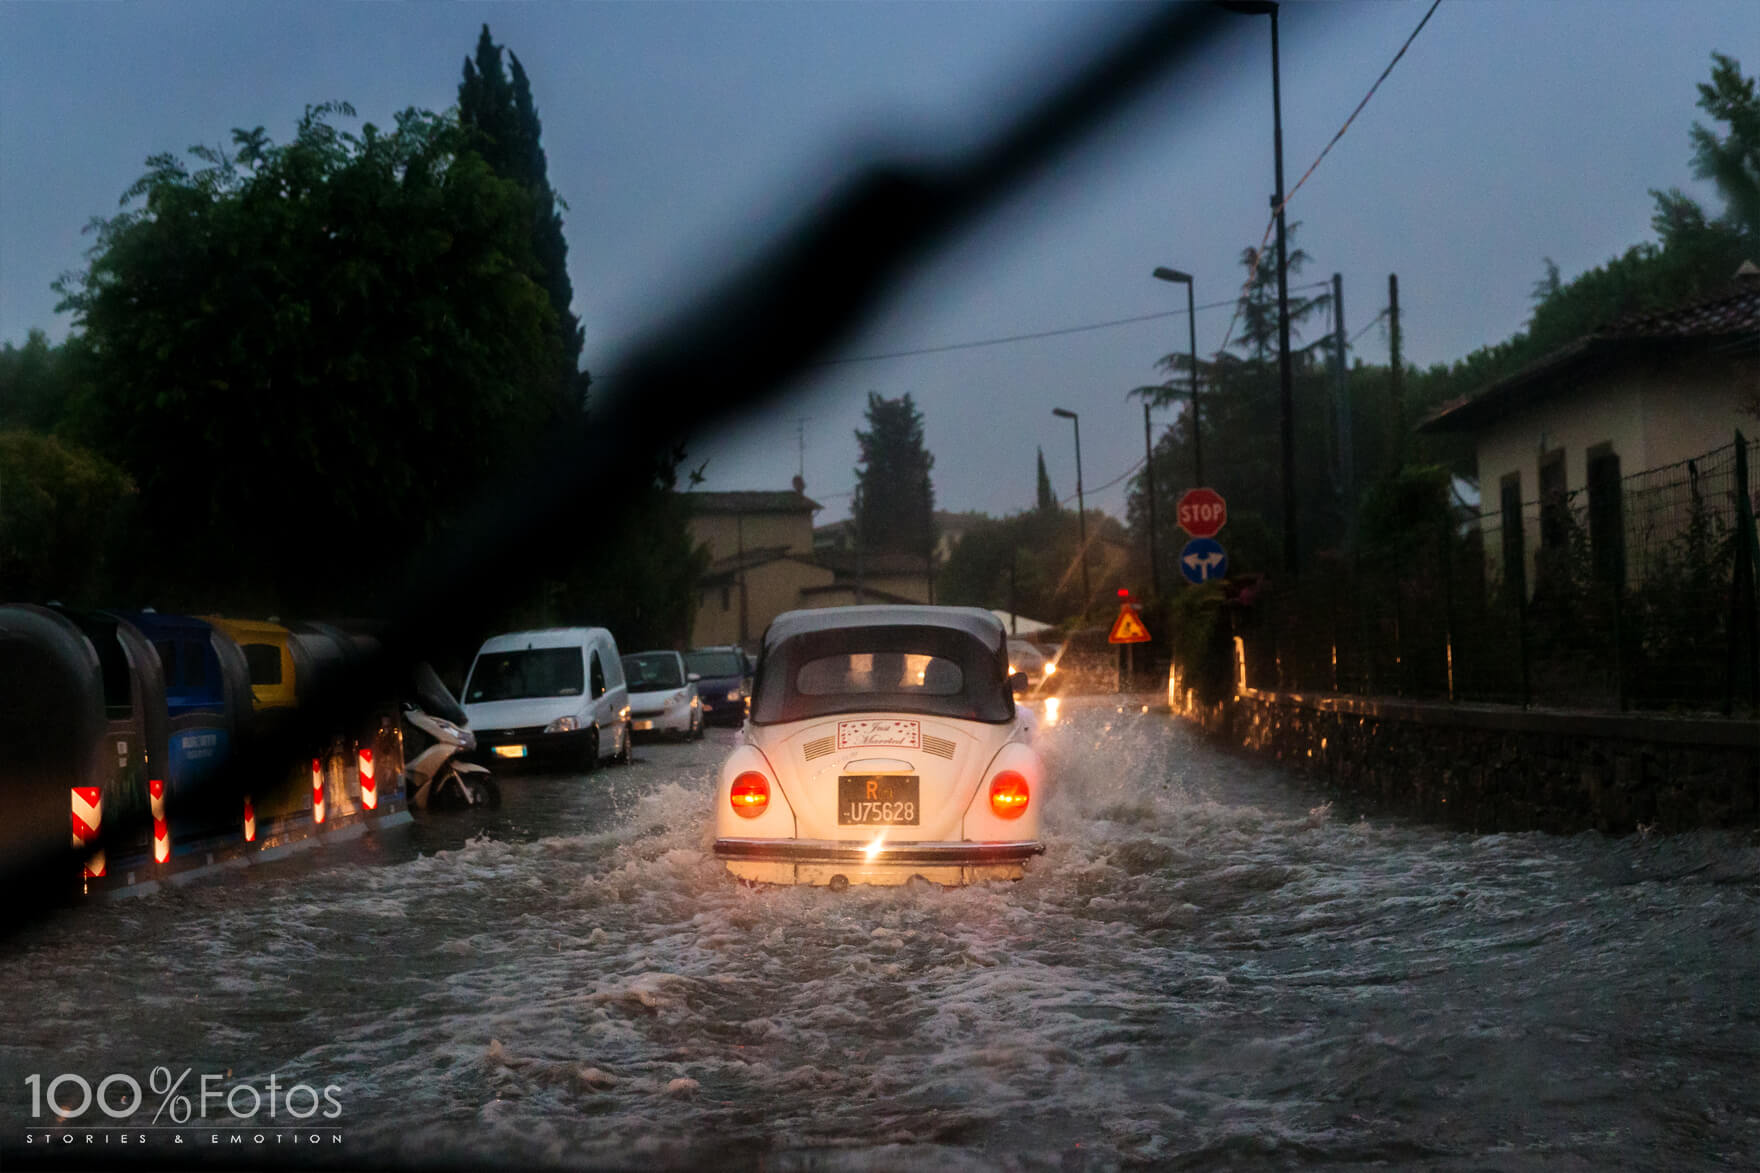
xmin=2 ymin=698 xmax=1756 ymax=1170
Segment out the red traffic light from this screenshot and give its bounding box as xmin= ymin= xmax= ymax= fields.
xmin=1117 ymin=588 xmax=1130 ymax=598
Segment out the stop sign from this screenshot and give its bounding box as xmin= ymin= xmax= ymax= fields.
xmin=1176 ymin=487 xmax=1227 ymax=539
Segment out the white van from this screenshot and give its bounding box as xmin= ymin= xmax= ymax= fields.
xmin=461 ymin=627 xmax=631 ymax=771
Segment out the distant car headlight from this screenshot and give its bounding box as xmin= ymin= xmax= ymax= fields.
xmin=544 ymin=716 xmax=578 ymax=733
xmin=725 ymin=688 xmax=741 ymax=701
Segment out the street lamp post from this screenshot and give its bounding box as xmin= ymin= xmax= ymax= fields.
xmin=1151 ymin=267 xmax=1201 ymax=486
xmin=1052 ymin=407 xmax=1089 ymax=605
xmin=1142 ymin=398 xmax=1160 ymax=599
xmin=1219 ymin=0 xmax=1297 ymax=574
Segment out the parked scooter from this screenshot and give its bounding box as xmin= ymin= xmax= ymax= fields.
xmin=402 ymin=662 xmax=499 ymax=810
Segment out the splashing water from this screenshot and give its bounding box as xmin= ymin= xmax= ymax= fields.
xmin=1 ymin=699 xmax=1755 ymax=1171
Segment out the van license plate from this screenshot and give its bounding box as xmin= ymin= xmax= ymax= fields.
xmin=493 ymin=745 xmax=527 ymax=759
xmin=838 ymin=775 xmax=919 ymax=825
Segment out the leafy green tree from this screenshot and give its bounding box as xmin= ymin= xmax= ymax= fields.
xmin=1688 ymin=51 xmax=1760 ymax=238
xmin=853 ymin=392 xmax=936 ymax=559
xmin=0 ymin=329 xmax=90 ymax=434
xmin=0 ymin=430 xmax=134 ymax=604
xmin=1408 ymin=52 xmax=1759 ymax=431
xmin=459 ymin=25 xmax=585 ymax=409
xmin=938 ymin=507 xmax=1135 ymax=623
xmin=1130 ymin=224 xmax=1345 ymax=573
xmin=53 ymin=102 xmax=562 ymax=614
xmin=514 ymin=451 xmax=708 ymax=649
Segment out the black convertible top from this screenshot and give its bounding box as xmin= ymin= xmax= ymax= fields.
xmin=753 ymin=606 xmax=1013 ymax=726
xmin=762 ymin=606 xmax=1006 ymax=651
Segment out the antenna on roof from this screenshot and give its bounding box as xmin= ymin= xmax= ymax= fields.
xmin=794 ymin=417 xmax=811 ymax=491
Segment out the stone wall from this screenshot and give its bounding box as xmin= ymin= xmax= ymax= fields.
xmin=1169 ymin=681 xmax=1760 ymax=834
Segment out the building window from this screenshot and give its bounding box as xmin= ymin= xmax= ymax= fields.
xmin=1586 ymin=443 xmax=1624 ymax=586
xmin=1499 ymin=472 xmax=1526 ymax=603
xmin=1538 ymin=448 xmax=1567 ymax=550
xmin=721 ymin=584 xmax=731 ymax=612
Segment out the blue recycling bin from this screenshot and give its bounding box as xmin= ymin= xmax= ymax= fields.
xmin=116 ymin=611 xmax=252 ymax=845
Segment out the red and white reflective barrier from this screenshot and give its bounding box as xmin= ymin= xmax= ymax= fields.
xmin=243 ymin=795 xmax=256 ymax=843
xmin=311 ymin=758 xmax=326 ymax=825
xmin=71 ymin=786 xmax=105 ymax=878
xmin=358 ymin=746 xmax=377 ymax=811
xmin=149 ymin=778 xmax=169 ymax=865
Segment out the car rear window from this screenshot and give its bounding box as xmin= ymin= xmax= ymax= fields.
xmin=623 ymin=653 xmax=684 ymax=690
xmin=685 ymin=650 xmax=746 ymax=678
xmin=466 ymin=648 xmax=584 ymax=702
xmin=797 ymin=653 xmax=963 ymax=697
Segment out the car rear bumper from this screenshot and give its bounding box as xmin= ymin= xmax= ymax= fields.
xmin=630 ymin=705 xmax=692 ymax=735
xmin=698 ymin=696 xmax=747 ymax=724
xmin=713 ymin=837 xmax=1044 ymax=886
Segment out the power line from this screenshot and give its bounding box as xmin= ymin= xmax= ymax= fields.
xmin=810 ymin=288 xmax=1323 ymax=367
xmin=593 ymin=283 xmax=1330 ymax=383
xmin=1210 ymin=0 xmax=1444 ymax=360
xmin=1280 ymin=0 xmax=1444 ymax=210
xmin=1350 ymin=307 xmax=1388 ymax=346
xmin=1062 ymin=455 xmax=1147 ymax=508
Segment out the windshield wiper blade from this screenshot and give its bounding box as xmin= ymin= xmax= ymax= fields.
xmin=3 ymin=2 xmax=1263 ymax=936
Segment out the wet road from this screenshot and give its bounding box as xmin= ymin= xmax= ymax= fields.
xmin=2 ymin=698 xmax=1757 ymax=1170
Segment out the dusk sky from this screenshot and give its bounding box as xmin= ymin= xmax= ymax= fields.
xmin=3 ymin=1 xmax=1756 ymax=526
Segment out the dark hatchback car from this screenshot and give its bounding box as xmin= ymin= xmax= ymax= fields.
xmin=684 ymin=646 xmax=751 ymax=726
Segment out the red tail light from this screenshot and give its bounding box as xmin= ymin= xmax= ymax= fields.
xmin=730 ymin=771 xmax=770 ymax=818
xmin=989 ymin=771 xmax=1029 ymax=819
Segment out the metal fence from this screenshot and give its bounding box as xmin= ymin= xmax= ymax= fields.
xmin=1238 ymin=434 xmax=1760 ymax=715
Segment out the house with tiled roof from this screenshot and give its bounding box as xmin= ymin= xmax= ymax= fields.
xmin=684 ymin=488 xmax=935 ymax=650
xmin=1419 ymin=268 xmax=1759 ymax=595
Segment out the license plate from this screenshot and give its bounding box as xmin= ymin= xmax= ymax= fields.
xmin=838 ymin=775 xmax=919 ymax=825
xmin=493 ymin=745 xmax=527 ymax=759
xmin=633 ymin=720 xmax=654 ymax=731
xmin=837 ymin=719 xmax=920 ymax=750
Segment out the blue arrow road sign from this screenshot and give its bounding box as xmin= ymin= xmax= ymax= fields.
xmin=1179 ymin=537 xmax=1228 ymax=584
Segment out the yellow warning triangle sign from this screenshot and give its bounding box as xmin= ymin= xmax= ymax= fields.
xmin=1108 ymin=604 xmax=1151 ymax=644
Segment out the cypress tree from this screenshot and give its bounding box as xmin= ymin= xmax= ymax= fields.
xmin=1036 ymin=447 xmax=1057 ymax=513
xmin=459 ymin=25 xmax=585 ymax=409
xmin=853 ymin=393 xmax=937 ymax=558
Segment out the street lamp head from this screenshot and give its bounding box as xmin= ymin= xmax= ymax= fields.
xmin=1052 ymin=408 xmax=1077 ymax=421
xmin=1153 ymin=267 xmax=1192 ymax=285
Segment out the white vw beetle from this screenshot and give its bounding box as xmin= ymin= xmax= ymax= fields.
xmin=714 ymin=606 xmax=1045 ymax=887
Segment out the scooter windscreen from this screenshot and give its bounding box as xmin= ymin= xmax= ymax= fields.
xmin=412 ymin=661 xmax=468 ymax=726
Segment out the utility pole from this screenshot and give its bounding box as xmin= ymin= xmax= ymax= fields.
xmin=1333 ymin=272 xmax=1354 ymax=546
xmin=1220 ymin=0 xmax=1294 ymax=572
xmin=854 ymin=495 xmax=865 ymax=605
xmin=736 ymin=511 xmax=749 ymax=649
xmin=1144 ymin=400 xmax=1161 ymax=598
xmin=1009 ymin=542 xmax=1019 ymax=635
xmin=1269 ymin=10 xmax=1297 ymax=576
xmin=1053 ymin=407 xmax=1088 ymax=604
xmin=1388 ymin=273 xmax=1404 ymax=471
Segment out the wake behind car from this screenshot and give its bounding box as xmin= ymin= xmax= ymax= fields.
xmin=684 ymin=645 xmax=752 ymax=726
xmin=713 ymin=605 xmax=1046 ymax=887
xmin=622 ymin=649 xmax=702 ymax=739
xmin=462 ymin=627 xmax=631 ymax=771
